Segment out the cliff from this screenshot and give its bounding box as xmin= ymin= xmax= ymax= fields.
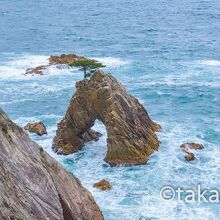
xmin=53 ymin=71 xmax=160 ymax=166
xmin=0 ymin=108 xmax=103 ymax=220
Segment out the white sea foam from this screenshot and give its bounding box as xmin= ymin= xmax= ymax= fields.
xmin=91 ymin=57 xmax=129 ymax=67
xmin=134 ymin=80 xmax=220 ymax=88
xmin=16 ymin=112 xmax=219 ymax=220
xmin=0 ymin=54 xmax=80 ymax=80
xmin=6 ymin=55 xmax=49 ymax=68
xmin=0 ymin=98 xmax=33 ymax=105
xmin=14 ymin=114 xmax=62 ymax=127
xmin=1 ymin=53 xmax=219 ymax=219
xmin=0 ymin=54 xmax=129 ymax=80
xmin=196 ymin=60 xmax=220 ymax=67
xmin=0 ymin=54 xmax=49 ymax=80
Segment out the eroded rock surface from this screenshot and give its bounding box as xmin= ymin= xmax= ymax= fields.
xmin=180 ymin=142 xmax=203 ymax=162
xmin=26 ymin=65 xmax=48 ymax=75
xmin=49 ymin=54 xmax=88 ymax=65
xmin=0 ymin=108 xmax=103 ymax=220
xmin=24 ymin=121 xmax=47 ymax=136
xmin=53 ymin=70 xmax=161 ymax=165
xmin=184 ymin=152 xmax=195 ymax=161
xmin=25 ymin=53 xmax=90 ymax=75
xmin=93 ymin=179 xmax=112 ymax=191
xmin=180 ymin=142 xmax=204 ymax=151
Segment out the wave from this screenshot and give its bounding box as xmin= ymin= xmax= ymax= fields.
xmin=0 ymin=54 xmax=129 ymax=80
xmin=134 ymin=81 xmax=220 ymax=88
xmin=91 ymin=57 xmax=129 ymax=67
xmin=0 ymin=98 xmax=33 ymax=105
xmin=13 ymin=114 xmax=62 ymax=126
xmin=195 ymin=60 xmax=220 ymax=67
xmin=0 ymin=54 xmax=49 ymax=80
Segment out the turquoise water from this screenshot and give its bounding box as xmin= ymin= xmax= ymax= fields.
xmin=0 ymin=0 xmax=220 ymax=219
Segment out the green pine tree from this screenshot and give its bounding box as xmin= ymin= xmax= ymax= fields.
xmin=69 ymin=59 xmax=106 ymax=79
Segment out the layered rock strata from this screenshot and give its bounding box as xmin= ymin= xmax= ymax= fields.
xmin=0 ymin=108 xmax=103 ymax=220
xmin=53 ymin=71 xmax=160 ymax=165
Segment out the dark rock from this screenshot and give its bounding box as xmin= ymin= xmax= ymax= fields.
xmin=93 ymin=179 xmax=112 ymax=191
xmin=0 ymin=108 xmax=103 ymax=220
xmin=49 ymin=53 xmax=88 ymax=65
xmin=26 ymin=65 xmax=48 ymax=75
xmin=184 ymin=152 xmax=195 ymax=161
xmin=24 ymin=121 xmax=47 ymax=136
xmin=180 ymin=142 xmax=204 ymax=151
xmin=53 ymin=70 xmax=161 ymax=166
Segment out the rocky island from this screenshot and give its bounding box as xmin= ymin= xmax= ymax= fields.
xmin=25 ymin=54 xmax=97 ymax=75
xmin=0 ymin=108 xmax=103 ymax=220
xmin=53 ymin=70 xmax=161 ymax=166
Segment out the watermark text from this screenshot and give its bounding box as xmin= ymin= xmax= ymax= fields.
xmin=160 ymin=185 xmax=219 ymax=203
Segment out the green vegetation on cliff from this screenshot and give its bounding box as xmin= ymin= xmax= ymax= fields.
xmin=69 ymin=59 xmax=105 ymax=79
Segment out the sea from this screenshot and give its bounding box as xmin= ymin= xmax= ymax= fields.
xmin=0 ymin=0 xmax=220 ymax=219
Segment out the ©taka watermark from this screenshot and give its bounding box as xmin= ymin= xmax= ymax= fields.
xmin=160 ymin=185 xmax=219 ymax=203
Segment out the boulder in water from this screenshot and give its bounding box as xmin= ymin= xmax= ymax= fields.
xmin=26 ymin=65 xmax=48 ymax=75
xmin=24 ymin=121 xmax=47 ymax=136
xmin=93 ymin=179 xmax=112 ymax=191
xmin=180 ymin=142 xmax=204 ymax=151
xmin=184 ymin=152 xmax=196 ymax=161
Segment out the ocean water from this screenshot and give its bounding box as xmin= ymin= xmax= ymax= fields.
xmin=0 ymin=0 xmax=220 ymax=219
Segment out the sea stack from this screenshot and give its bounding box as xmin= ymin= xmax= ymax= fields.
xmin=53 ymin=70 xmax=161 ymax=166
xmin=0 ymin=108 xmax=103 ymax=220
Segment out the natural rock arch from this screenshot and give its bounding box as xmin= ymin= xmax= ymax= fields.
xmin=53 ymin=71 xmax=161 ymax=165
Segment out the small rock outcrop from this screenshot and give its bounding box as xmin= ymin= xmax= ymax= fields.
xmin=24 ymin=121 xmax=47 ymax=136
xmin=180 ymin=142 xmax=204 ymax=151
xmin=0 ymin=108 xmax=103 ymax=220
xmin=26 ymin=65 xmax=48 ymax=75
xmin=93 ymin=179 xmax=112 ymax=191
xmin=184 ymin=152 xmax=195 ymax=161
xmin=25 ymin=53 xmax=90 ymax=75
xmin=180 ymin=142 xmax=204 ymax=162
xmin=49 ymin=54 xmax=88 ymax=65
xmin=53 ymin=70 xmax=161 ymax=165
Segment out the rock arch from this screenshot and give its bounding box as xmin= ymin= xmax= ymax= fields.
xmin=53 ymin=71 xmax=161 ymax=166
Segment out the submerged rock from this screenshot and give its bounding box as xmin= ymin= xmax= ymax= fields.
xmin=0 ymin=108 xmax=103 ymax=220
xmin=93 ymin=179 xmax=112 ymax=191
xmin=180 ymin=142 xmax=204 ymax=151
xmin=24 ymin=121 xmax=47 ymax=136
xmin=184 ymin=152 xmax=195 ymax=161
xmin=180 ymin=142 xmax=203 ymax=162
xmin=26 ymin=65 xmax=48 ymax=75
xmin=25 ymin=53 xmax=91 ymax=75
xmin=53 ymin=70 xmax=161 ymax=166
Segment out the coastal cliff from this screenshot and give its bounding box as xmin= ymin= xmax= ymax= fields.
xmin=0 ymin=108 xmax=103 ymax=220
xmin=53 ymin=71 xmax=160 ymax=166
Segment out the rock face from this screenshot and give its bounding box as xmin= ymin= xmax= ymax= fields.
xmin=26 ymin=65 xmax=48 ymax=75
xmin=24 ymin=121 xmax=47 ymax=136
xmin=180 ymin=142 xmax=204 ymax=151
xmin=53 ymin=70 xmax=161 ymax=166
xmin=49 ymin=54 xmax=88 ymax=65
xmin=184 ymin=152 xmax=195 ymax=161
xmin=0 ymin=108 xmax=103 ymax=220
xmin=180 ymin=142 xmax=204 ymax=162
xmin=25 ymin=53 xmax=91 ymax=75
xmin=93 ymin=179 xmax=112 ymax=191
